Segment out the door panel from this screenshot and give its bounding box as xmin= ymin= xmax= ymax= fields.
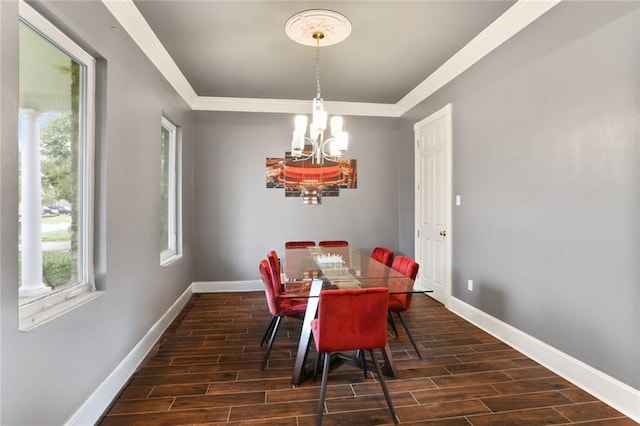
xmin=414 ymin=104 xmax=452 ymax=306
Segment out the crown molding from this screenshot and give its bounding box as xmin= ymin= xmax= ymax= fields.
xmin=101 ymin=0 xmax=198 ymax=106
xmin=191 ymin=97 xmax=400 ymax=117
xmin=396 ymin=0 xmax=561 ymax=115
xmin=102 ymin=0 xmax=561 ymax=117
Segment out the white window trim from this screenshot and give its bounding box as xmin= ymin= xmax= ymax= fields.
xmin=18 ymin=1 xmax=100 ymax=331
xmin=160 ymin=116 xmax=182 ymax=266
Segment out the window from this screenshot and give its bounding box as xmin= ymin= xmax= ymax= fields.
xmin=160 ymin=116 xmax=181 ymax=265
xmin=18 ymin=1 xmax=98 ymax=330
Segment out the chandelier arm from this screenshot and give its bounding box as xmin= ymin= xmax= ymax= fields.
xmin=291 ymin=136 xmax=318 ymax=162
xmin=290 ymin=156 xmax=313 ymax=163
xmin=291 ymin=151 xmax=315 ymax=162
xmin=320 ymin=137 xmax=342 ymax=160
xmin=320 ymin=137 xmax=334 ymax=154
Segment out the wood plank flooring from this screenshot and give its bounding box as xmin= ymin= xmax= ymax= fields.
xmin=98 ymin=292 xmax=636 ymax=425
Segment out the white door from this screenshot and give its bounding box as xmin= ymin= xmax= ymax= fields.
xmin=414 ymin=104 xmax=452 ymax=306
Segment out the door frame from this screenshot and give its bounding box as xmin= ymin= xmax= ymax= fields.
xmin=414 ymin=103 xmax=453 ymax=308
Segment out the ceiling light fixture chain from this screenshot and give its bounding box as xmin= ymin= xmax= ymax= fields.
xmin=314 ymin=31 xmax=323 ymax=100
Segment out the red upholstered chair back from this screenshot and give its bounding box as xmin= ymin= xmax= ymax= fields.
xmin=389 ymin=256 xmax=419 ymax=311
xmin=318 ymin=240 xmax=349 ymax=247
xmin=267 ymin=250 xmax=283 ymax=296
xmin=391 ymin=255 xmax=419 ymax=280
xmin=285 ymin=241 xmax=315 ymax=248
xmin=259 ymin=259 xmax=278 ymax=316
xmin=371 ymin=247 xmax=394 ymax=267
xmin=313 ymin=288 xmax=389 ymax=353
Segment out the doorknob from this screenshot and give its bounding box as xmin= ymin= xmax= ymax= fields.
xmin=440 ymin=230 xmax=447 ymax=237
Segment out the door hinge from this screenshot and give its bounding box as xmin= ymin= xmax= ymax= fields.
xmin=417 ymin=229 xmax=420 ymax=238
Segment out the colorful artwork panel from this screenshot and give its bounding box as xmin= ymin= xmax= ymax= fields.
xmin=266 ymin=152 xmax=357 ymax=202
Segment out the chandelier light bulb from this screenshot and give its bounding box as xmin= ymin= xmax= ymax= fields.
xmin=292 ymin=131 xmax=304 ymax=154
xmin=330 ymin=116 xmax=343 ymax=136
xmin=336 ymin=132 xmax=349 ymax=151
xmin=312 ymin=98 xmax=327 ymax=132
xmin=294 ymin=115 xmax=308 ymax=133
xmin=329 ymin=141 xmax=341 ymax=157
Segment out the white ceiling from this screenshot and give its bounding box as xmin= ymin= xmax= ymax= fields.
xmin=103 ymin=1 xmax=561 ymax=116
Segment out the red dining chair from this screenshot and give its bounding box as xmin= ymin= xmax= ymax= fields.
xmin=267 ymin=249 xmax=312 ymax=295
xmin=371 ymin=247 xmax=394 ymax=267
xmin=285 ymin=241 xmax=316 ymax=248
xmin=267 ymin=250 xmax=284 ymax=292
xmin=258 ymin=259 xmax=307 ymax=370
xmin=261 ymin=251 xmax=307 ymax=344
xmin=318 ymin=240 xmax=348 ymax=247
xmin=261 ymin=250 xmax=283 ymax=346
xmin=312 ymin=288 xmax=398 ymax=425
xmin=388 ymin=255 xmax=422 ymax=359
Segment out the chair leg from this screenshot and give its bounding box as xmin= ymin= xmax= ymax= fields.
xmin=261 ymin=316 xmax=282 ymax=370
xmin=260 ymin=316 xmax=277 ymax=347
xmin=358 ymin=350 xmax=367 ymax=378
xmin=313 ymin=352 xmax=323 ymax=381
xmin=317 ymin=352 xmax=332 ymax=426
xmin=396 ymin=312 xmax=422 ymax=359
xmin=369 ymin=349 xmax=398 ymax=424
xmin=387 ymin=311 xmax=399 ymax=338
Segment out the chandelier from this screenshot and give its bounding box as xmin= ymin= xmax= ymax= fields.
xmin=285 ymin=10 xmax=352 ymax=165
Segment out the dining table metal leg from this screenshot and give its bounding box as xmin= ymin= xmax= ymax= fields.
xmin=292 ymin=279 xmax=323 ymax=386
xmin=379 ymin=342 xmax=398 ymax=378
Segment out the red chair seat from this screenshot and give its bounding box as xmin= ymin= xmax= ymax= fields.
xmin=268 ymin=250 xmax=308 ymax=306
xmin=274 ymin=298 xmax=307 ymax=316
xmin=388 ymin=294 xmax=410 ymax=311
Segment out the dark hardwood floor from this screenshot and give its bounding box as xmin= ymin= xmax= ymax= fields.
xmin=99 ymin=292 xmax=635 ymax=425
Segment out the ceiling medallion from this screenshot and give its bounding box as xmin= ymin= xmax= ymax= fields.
xmin=285 ymin=9 xmax=352 ymax=47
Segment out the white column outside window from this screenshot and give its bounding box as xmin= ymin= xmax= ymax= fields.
xmin=19 ymin=108 xmax=51 ymax=297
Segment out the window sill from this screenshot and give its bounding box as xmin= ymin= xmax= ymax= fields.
xmin=161 ymin=253 xmax=182 ymax=267
xmin=19 ymin=290 xmax=104 ymax=332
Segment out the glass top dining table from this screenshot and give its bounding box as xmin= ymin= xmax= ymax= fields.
xmin=281 ymin=246 xmax=432 ymax=386
xmin=283 ymin=245 xmax=418 ymax=294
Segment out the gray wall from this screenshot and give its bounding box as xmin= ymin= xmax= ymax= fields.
xmin=401 ymin=1 xmax=639 ymax=389
xmin=192 ymin=112 xmax=403 ymax=281
xmin=1 ymin=1 xmax=194 ymax=424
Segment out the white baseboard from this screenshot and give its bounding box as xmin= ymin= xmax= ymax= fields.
xmin=191 ymin=280 xmax=263 ymax=293
xmin=449 ymin=297 xmax=640 ymax=423
xmin=65 ymin=285 xmax=194 ymax=426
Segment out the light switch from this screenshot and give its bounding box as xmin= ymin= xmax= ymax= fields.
xmin=456 ymin=195 xmax=461 ymax=206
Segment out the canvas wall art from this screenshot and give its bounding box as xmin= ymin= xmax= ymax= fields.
xmin=266 ymin=152 xmax=357 ymax=204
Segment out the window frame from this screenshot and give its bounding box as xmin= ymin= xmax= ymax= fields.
xmin=160 ymin=116 xmax=182 ymax=265
xmin=18 ymin=1 xmax=98 ymax=331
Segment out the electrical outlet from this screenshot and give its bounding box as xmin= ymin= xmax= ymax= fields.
xmin=467 ymin=279 xmax=473 ymax=291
